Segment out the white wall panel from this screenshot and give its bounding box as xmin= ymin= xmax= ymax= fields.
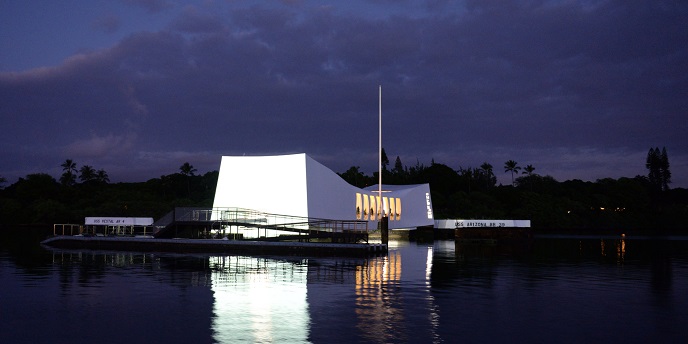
xmin=212 ymin=154 xmax=434 ymax=229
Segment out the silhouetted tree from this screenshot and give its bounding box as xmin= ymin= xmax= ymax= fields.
xmin=339 ymin=166 xmax=368 ymax=188
xmin=381 ymin=148 xmax=390 ymax=171
xmin=16 ymin=173 xmax=59 ymax=201
xmin=387 ymin=156 xmax=409 ymax=184
xmin=96 ymin=169 xmax=110 ymax=184
xmin=457 ymin=167 xmax=474 ymax=193
xmin=407 ymin=159 xmax=426 ymax=183
xmin=179 ymin=162 xmax=197 ymax=197
xmin=646 ymin=147 xmax=671 ymax=192
xmin=179 ymin=162 xmax=197 ymax=176
xmin=660 ymin=147 xmax=671 ymax=191
xmin=0 ymin=176 xmax=6 ymax=189
xmin=79 ymin=165 xmax=97 ymax=183
xmin=60 ymin=159 xmax=77 ymax=186
xmin=392 ymin=156 xmax=404 ymax=174
xmin=646 ymin=147 xmax=661 ymax=191
xmin=523 ymin=164 xmax=536 ymax=176
xmin=480 ymin=162 xmax=496 ymax=188
xmin=418 ymin=163 xmax=460 ymax=216
xmin=504 ymin=160 xmax=521 ymax=185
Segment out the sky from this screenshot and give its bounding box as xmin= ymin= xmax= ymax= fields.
xmin=1 ymin=0 xmax=687 ymax=188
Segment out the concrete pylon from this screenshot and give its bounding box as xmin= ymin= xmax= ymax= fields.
xmin=380 ymin=216 xmax=389 ymax=246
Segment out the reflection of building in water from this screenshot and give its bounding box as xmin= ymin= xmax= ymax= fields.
xmin=209 ymin=256 xmax=309 ymax=343
xmin=354 ymin=251 xmax=405 ymax=342
xmin=51 ymin=251 xmax=153 ymax=267
xmin=349 ymin=245 xmax=440 ymax=343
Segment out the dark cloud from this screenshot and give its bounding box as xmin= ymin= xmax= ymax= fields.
xmin=1 ymin=0 xmax=686 ymax=187
xmin=169 ymin=6 xmax=227 ymax=33
xmin=121 ymin=0 xmax=173 ymax=13
xmin=91 ymin=13 xmax=122 ymax=34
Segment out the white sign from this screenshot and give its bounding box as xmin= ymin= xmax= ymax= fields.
xmin=425 ymin=193 xmax=433 ymax=219
xmin=434 ymin=219 xmax=531 ymax=229
xmin=85 ymin=217 xmax=154 ymax=226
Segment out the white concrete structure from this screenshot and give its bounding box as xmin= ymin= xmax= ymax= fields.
xmin=212 ymin=153 xmax=434 ymax=229
xmin=85 ymin=217 xmax=154 ymax=226
xmin=435 ymin=219 xmax=531 ymax=229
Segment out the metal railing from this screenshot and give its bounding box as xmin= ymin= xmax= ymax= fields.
xmin=153 ymin=207 xmax=369 ymax=241
xmin=52 ymin=223 xmax=153 ymax=237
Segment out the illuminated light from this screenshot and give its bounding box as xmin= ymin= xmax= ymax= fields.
xmin=395 ymin=198 xmax=401 ymax=220
xmin=369 ymin=196 xmax=376 ymax=221
xmin=363 ymin=194 xmax=369 ymax=220
xmin=600 ymin=207 xmax=605 ymax=211
xmin=376 ymin=196 xmax=382 ymax=218
xmin=383 ymin=197 xmax=389 ymax=218
xmin=567 ymin=210 xmax=571 ymax=214
xmin=356 ymin=193 xmax=362 ymax=220
xmin=389 ymin=198 xmax=395 ymax=221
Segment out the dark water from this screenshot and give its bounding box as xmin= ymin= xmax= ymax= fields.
xmin=1 ymin=231 xmax=687 ymax=343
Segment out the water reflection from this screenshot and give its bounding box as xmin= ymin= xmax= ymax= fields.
xmin=209 ymin=256 xmax=309 ymax=343
xmin=599 ymin=236 xmax=626 ymax=264
xmin=40 ymin=246 xmax=441 ymax=344
xmin=349 ymin=242 xmax=441 ymax=344
xmin=354 ymin=251 xmax=403 ymax=343
xmin=10 ymin=235 xmax=687 ymax=343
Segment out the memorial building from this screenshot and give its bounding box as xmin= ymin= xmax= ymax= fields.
xmin=212 ymin=153 xmax=434 ymax=229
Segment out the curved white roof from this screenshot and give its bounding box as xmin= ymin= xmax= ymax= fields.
xmin=212 ymin=153 xmax=434 ymax=229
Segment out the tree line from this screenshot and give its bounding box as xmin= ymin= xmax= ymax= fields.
xmin=337 ymin=148 xmax=686 ymax=231
xmin=0 ymin=161 xmax=217 ymax=225
xmin=1 ymin=148 xmax=686 ymax=231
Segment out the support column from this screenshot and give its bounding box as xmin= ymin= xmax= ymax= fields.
xmin=380 ymin=216 xmax=389 ymax=246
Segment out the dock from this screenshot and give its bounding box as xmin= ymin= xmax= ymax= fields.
xmin=40 ymin=235 xmax=387 ymax=257
xmin=435 ymin=219 xmax=533 ymax=243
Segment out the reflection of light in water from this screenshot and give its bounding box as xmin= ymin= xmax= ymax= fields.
xmin=617 ymin=237 xmax=626 ymax=264
xmin=355 ymin=251 xmax=404 ymax=342
xmin=210 ymin=256 xmax=309 ymax=344
xmin=426 ymin=246 xmax=433 ymax=282
xmin=354 ymin=244 xmax=441 ymax=343
xmin=426 ymin=245 xmax=441 ymax=343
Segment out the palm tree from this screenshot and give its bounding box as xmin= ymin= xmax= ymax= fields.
xmin=79 ymin=165 xmax=97 ymax=183
xmin=180 ymin=162 xmax=197 ymax=197
xmin=504 ymin=160 xmax=521 ymax=185
xmin=522 ymin=164 xmax=536 ymax=176
xmin=179 ymin=162 xmax=197 ymax=176
xmin=480 ymin=162 xmax=494 ymax=188
xmin=60 ymin=159 xmax=77 ymax=186
xmin=96 ymin=169 xmax=110 ymax=184
xmin=61 ymin=159 xmax=77 ymax=173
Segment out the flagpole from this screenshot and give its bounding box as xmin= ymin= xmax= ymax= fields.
xmin=378 ymin=85 xmax=388 ymax=246
xmin=378 ymin=85 xmax=382 ymax=215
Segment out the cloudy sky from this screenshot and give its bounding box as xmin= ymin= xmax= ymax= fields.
xmin=1 ymin=0 xmax=686 ymax=187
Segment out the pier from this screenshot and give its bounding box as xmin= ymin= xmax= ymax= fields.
xmin=44 ymin=207 xmax=386 ymax=257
